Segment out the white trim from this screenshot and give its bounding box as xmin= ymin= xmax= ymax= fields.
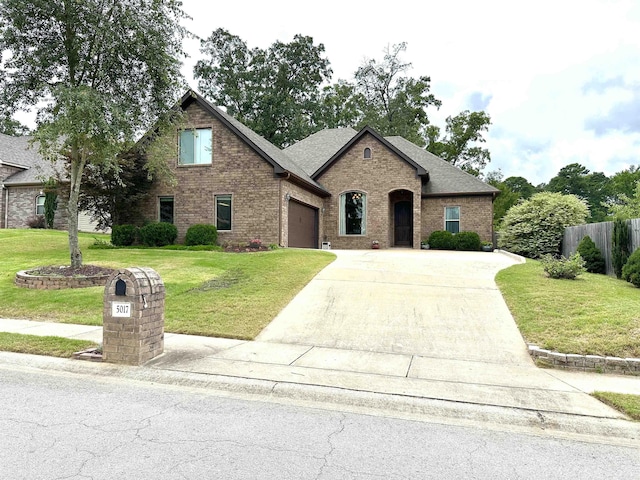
xmin=339 ymin=190 xmax=367 ymax=236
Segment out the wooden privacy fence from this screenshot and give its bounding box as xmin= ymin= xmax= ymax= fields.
xmin=563 ymin=218 xmax=640 ymax=276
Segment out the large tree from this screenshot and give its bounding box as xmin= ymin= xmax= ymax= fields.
xmin=0 ymin=0 xmax=189 ymax=267
xmin=485 ymin=170 xmax=520 ymax=226
xmin=0 ymin=115 xmax=30 ymax=136
xmin=503 ymin=176 xmax=537 ymax=199
xmin=426 ymin=110 xmax=491 ymax=176
xmin=545 ymin=163 xmax=611 ymax=223
xmin=352 ymin=42 xmax=441 ymax=146
xmin=194 ymin=29 xmax=332 ymax=148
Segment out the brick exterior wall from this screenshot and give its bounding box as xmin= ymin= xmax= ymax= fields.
xmin=3 ymin=185 xmax=68 ymax=229
xmin=421 ymin=195 xmax=494 ymax=243
xmin=138 ymin=102 xmax=283 ymax=245
xmin=316 ymin=134 xmax=422 ymax=249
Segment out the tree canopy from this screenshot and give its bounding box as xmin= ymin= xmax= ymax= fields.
xmin=545 ymin=163 xmax=611 ymax=222
xmin=193 ymin=34 xmax=493 ymax=174
xmin=426 ymin=110 xmax=491 ymax=176
xmin=194 ymin=28 xmax=332 ymax=148
xmin=0 ymin=0 xmax=189 ymax=267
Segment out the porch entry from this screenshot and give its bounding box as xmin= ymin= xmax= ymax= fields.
xmin=390 ymin=189 xmax=413 ymax=247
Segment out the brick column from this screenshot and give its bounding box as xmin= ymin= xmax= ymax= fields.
xmin=103 ymin=267 xmax=165 ymax=365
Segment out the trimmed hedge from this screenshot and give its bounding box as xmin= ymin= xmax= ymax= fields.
xmin=185 ymin=224 xmax=218 ymax=246
xmin=111 ymin=224 xmax=139 ymax=246
xmin=576 ymin=235 xmax=606 ymax=274
xmin=139 ymin=222 xmax=178 ymax=247
xmin=453 ymin=231 xmax=482 ymax=251
xmin=428 ymin=230 xmax=454 ymax=250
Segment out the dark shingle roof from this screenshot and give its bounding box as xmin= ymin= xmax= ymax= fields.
xmin=0 ymin=134 xmax=60 ymax=185
xmin=385 ymin=136 xmax=498 ymax=196
xmin=283 ymin=128 xmax=358 ymax=176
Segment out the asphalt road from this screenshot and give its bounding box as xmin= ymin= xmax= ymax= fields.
xmin=1 ymin=365 xmax=638 ymax=480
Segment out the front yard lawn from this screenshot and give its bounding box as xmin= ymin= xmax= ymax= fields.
xmin=0 ymin=230 xmax=335 ymax=339
xmin=496 ymin=259 xmax=640 ymax=358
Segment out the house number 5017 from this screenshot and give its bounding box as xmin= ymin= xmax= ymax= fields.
xmin=112 ymin=302 xmax=132 ymax=318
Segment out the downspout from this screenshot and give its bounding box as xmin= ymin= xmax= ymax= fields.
xmin=3 ymin=186 xmax=8 ymax=229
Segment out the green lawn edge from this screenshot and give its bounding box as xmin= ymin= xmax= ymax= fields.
xmin=592 ymin=391 xmax=640 ymax=421
xmin=0 ymin=332 xmax=96 ymax=358
xmin=495 ymin=259 xmax=640 ymax=358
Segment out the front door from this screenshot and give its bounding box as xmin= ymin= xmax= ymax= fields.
xmin=394 ymin=201 xmax=412 ymax=247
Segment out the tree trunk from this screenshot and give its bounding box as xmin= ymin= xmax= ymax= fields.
xmin=67 ymin=151 xmax=86 ymax=268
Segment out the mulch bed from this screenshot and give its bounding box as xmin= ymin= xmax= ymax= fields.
xmin=26 ymin=265 xmax=116 ymax=277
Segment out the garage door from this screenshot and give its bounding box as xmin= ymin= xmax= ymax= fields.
xmin=288 ymin=200 xmax=318 ymax=249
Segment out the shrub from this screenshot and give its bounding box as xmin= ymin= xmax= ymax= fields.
xmin=111 ymin=224 xmax=139 ymax=246
xmin=540 ymin=253 xmax=586 ymax=280
xmin=26 ymin=215 xmax=46 ymax=229
xmin=139 ymin=222 xmax=178 ymax=247
xmin=612 ymin=218 xmax=631 ymax=279
xmin=453 ymin=231 xmax=482 ymax=251
xmin=622 ymin=248 xmax=640 ymax=288
xmin=185 ymin=224 xmax=218 ymax=246
xmin=428 ymin=230 xmax=454 ymax=250
xmin=498 ymin=192 xmax=588 ymax=258
xmin=576 ymin=235 xmax=606 ymax=274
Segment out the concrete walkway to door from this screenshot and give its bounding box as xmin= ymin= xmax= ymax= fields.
xmin=257 ymin=249 xmax=531 ymax=365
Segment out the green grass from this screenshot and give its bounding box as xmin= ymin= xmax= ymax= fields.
xmin=593 ymin=392 xmax=640 ymax=420
xmin=0 ymin=332 xmax=96 ymax=358
xmin=0 ymin=229 xmax=335 ymax=339
xmin=496 ymin=259 xmax=640 ymax=358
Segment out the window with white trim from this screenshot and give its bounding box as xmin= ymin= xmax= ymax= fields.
xmin=179 ymin=128 xmax=212 ymax=165
xmin=215 ymin=194 xmax=232 ymax=231
xmin=35 ymin=195 xmax=45 ymax=215
xmin=340 ymin=191 xmax=366 ymax=235
xmin=445 ymin=206 xmax=460 ymax=234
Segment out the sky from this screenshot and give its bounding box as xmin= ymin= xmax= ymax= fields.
xmin=177 ymin=0 xmax=640 ymax=186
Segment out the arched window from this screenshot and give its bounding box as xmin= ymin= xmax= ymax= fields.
xmin=35 ymin=195 xmax=45 ymax=215
xmin=339 ymin=191 xmax=366 ymax=235
xmin=363 ymin=147 xmax=372 ymax=159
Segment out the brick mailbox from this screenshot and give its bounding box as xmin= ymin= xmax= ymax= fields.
xmin=103 ymin=267 xmax=165 ymax=365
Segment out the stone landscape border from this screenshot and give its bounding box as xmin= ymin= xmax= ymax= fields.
xmin=529 ymin=345 xmax=640 ymax=375
xmin=15 ymin=270 xmax=111 ymax=290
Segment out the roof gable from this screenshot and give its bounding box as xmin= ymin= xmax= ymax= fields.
xmin=179 ymin=91 xmax=329 ymax=197
xmin=302 ymin=126 xmax=429 ymax=179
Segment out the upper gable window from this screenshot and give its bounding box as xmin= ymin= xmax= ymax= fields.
xmin=179 ymin=128 xmax=212 ymax=165
xmin=363 ymin=147 xmax=372 ymax=159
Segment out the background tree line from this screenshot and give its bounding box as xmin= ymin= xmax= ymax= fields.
xmin=487 ymin=164 xmax=640 ymax=226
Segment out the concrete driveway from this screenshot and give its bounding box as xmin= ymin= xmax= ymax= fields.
xmin=257 ymin=249 xmax=531 ymax=365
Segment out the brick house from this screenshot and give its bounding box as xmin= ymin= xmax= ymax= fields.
xmin=0 ymin=133 xmax=101 ymax=232
xmin=135 ymin=90 xmax=498 ymax=249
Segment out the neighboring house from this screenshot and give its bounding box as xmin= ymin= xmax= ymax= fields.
xmin=134 ymin=90 xmax=498 ymax=249
xmin=0 ymin=133 xmax=104 ymax=232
